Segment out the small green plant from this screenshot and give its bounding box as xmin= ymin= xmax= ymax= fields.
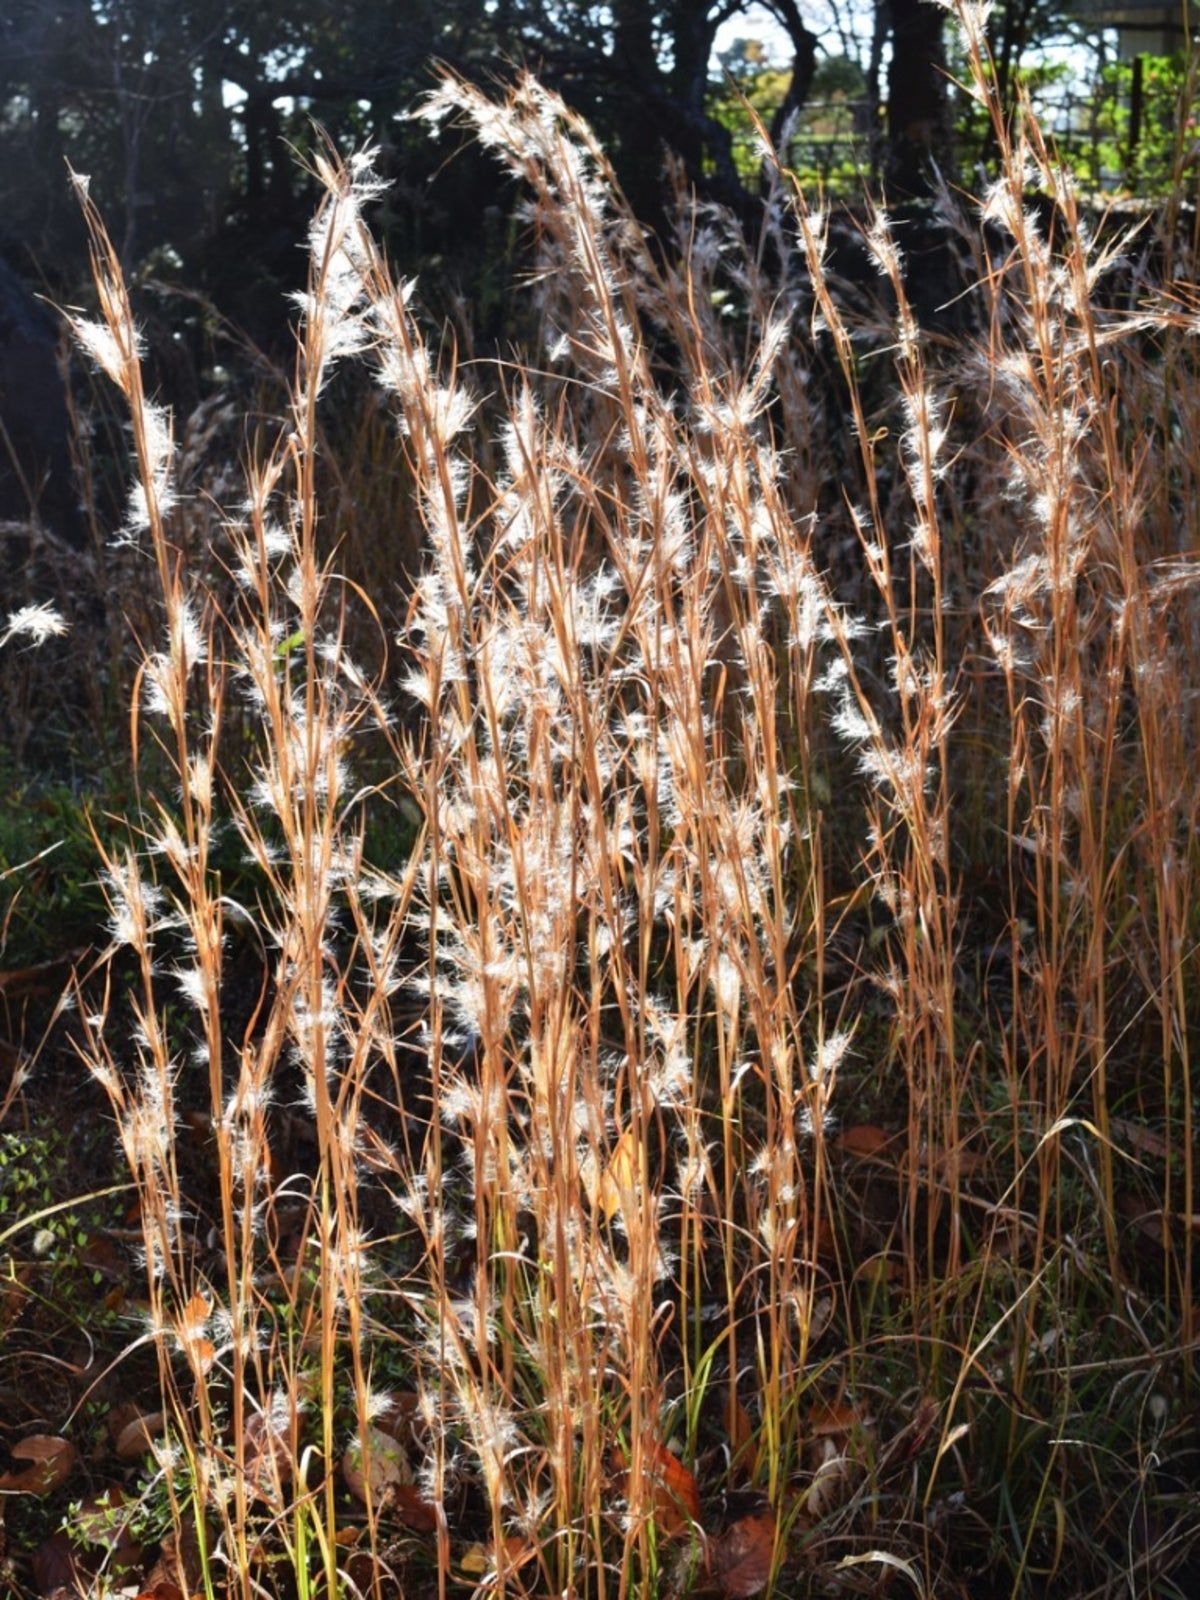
xmin=0 ymin=760 xmax=130 ymax=967
xmin=1 ymin=1131 xmax=95 ymax=1267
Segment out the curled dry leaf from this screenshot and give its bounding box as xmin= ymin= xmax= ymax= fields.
xmin=0 ymin=1435 xmax=76 ymax=1496
xmin=582 ymin=1124 xmax=646 ymax=1224
xmin=459 ymin=1543 xmax=489 ymax=1577
xmin=807 ymin=1398 xmax=869 ymax=1438
xmin=836 ymin=1549 xmax=927 ymax=1595
xmin=113 ymin=1408 xmax=167 ymax=1461
xmin=457 ymin=1534 xmax=535 ymax=1579
xmin=712 ymin=1508 xmax=776 ymax=1598
xmin=454 ymin=1529 xmax=534 ymax=1580
xmin=175 ymin=1292 xmax=216 ymax=1376
xmin=797 ymin=1397 xmax=875 ymax=1523
xmin=187 ymin=1337 xmax=217 ymax=1375
xmin=802 ymin=1435 xmax=850 ymax=1522
xmin=343 ymin=1547 xmax=388 ymax=1595
xmin=342 ymin=1425 xmax=411 ymax=1505
xmin=179 ymin=1290 xmax=211 ymax=1329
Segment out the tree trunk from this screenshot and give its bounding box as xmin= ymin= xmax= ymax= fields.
xmin=669 ymin=1 xmax=747 ymax=213
xmin=244 ymin=96 xmax=268 ymax=205
xmin=867 ymin=0 xmax=888 ymax=188
xmin=610 ymin=0 xmax=666 ymax=222
xmin=767 ymin=1 xmax=819 ymax=151
xmin=885 ymin=0 xmax=951 ymax=197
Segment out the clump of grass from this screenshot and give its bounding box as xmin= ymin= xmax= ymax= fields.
xmin=64 ymin=9 xmax=1200 ymax=1598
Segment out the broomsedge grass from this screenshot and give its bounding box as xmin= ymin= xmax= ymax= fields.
xmin=59 ymin=7 xmax=1200 ymax=1596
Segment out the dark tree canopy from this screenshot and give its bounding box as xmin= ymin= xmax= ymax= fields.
xmin=2 ymin=0 xmax=1150 ymax=335
xmin=0 ymin=3 xmax=953 ymax=284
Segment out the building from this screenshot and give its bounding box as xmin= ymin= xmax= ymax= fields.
xmin=1069 ymin=0 xmax=1197 ymax=59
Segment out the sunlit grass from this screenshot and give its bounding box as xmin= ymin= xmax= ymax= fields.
xmin=54 ymin=9 xmax=1200 ymax=1596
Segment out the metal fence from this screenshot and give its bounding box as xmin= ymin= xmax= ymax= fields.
xmin=730 ymin=56 xmax=1196 ymax=199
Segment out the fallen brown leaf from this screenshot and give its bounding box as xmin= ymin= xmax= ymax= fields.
xmin=30 ymin=1532 xmax=83 ymax=1599
xmin=836 ymin=1125 xmax=896 ymax=1159
xmin=141 ymin=1522 xmax=202 ymax=1599
xmin=394 ymin=1484 xmax=439 ymax=1533
xmin=712 ymin=1508 xmax=776 ymax=1598
xmin=175 ymin=1292 xmax=216 ymax=1376
xmin=1110 ymin=1118 xmax=1170 ymax=1163
xmin=728 ymin=1395 xmax=756 ymax=1477
xmin=344 ymin=1547 xmax=387 ymax=1593
xmin=802 ymin=1436 xmax=851 ymax=1522
xmin=113 ymin=1408 xmax=166 ymax=1461
xmin=927 ymin=1144 xmax=987 ymax=1181
xmin=0 ymin=1435 xmax=76 ymax=1496
xmin=586 ymin=1124 xmax=646 ymax=1225
xmin=806 ymin=1399 xmax=867 ymax=1439
xmin=613 ymin=1439 xmax=702 ymax=1537
xmin=342 ymin=1425 xmax=411 ymax=1505
xmin=459 ymin=1542 xmax=489 ymax=1577
xmin=1117 ymin=1189 xmax=1166 ymax=1244
xmin=373 ymin=1389 xmax=422 ymax=1441
xmin=242 ymin=1407 xmax=294 ymax=1504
